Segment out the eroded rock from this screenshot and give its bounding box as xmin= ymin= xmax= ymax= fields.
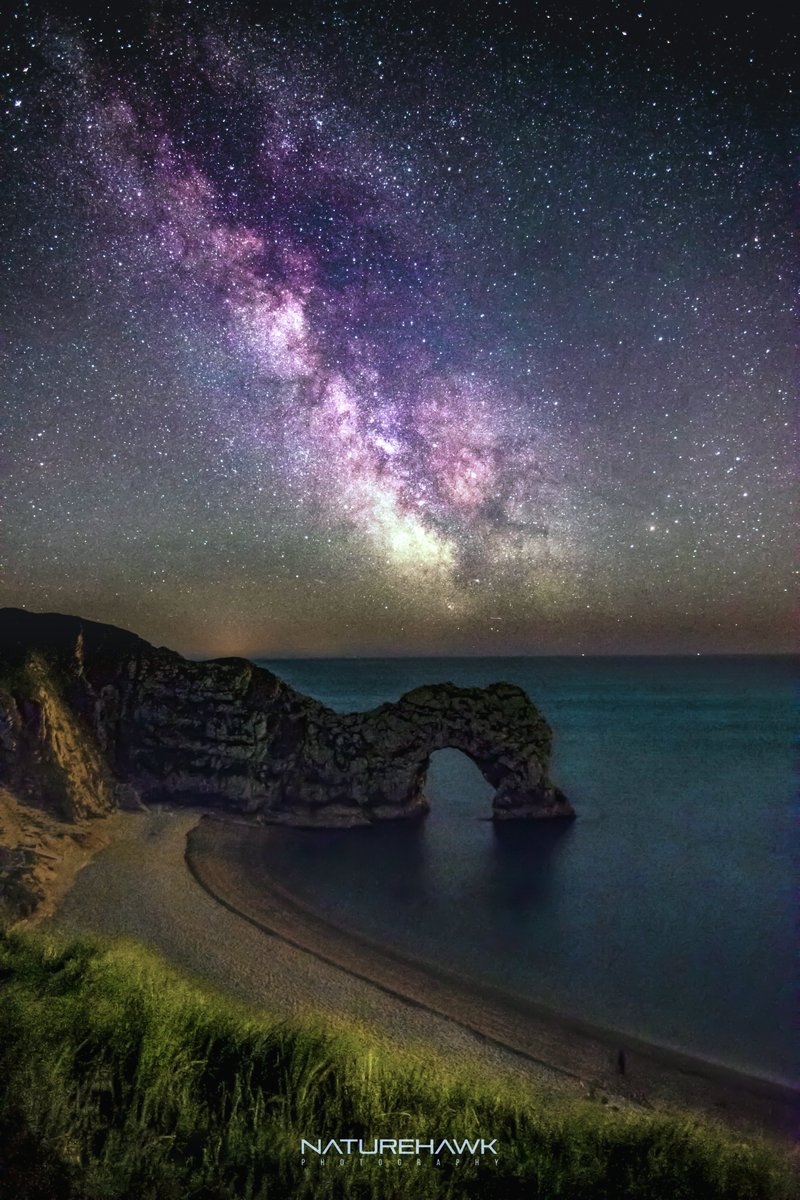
xmin=0 ymin=608 xmax=573 ymax=827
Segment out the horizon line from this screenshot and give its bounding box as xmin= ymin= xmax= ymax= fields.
xmin=229 ymin=650 xmax=798 ymax=662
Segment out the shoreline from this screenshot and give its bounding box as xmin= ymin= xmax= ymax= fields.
xmin=40 ymin=806 xmax=798 ymax=1143
xmin=43 ymin=810 xmax=580 ymax=1092
xmin=186 ymin=814 xmax=799 ymax=1139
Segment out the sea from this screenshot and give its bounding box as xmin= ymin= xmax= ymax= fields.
xmin=254 ymin=656 xmax=797 ymax=1085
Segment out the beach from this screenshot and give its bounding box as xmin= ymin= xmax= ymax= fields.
xmin=42 ymin=808 xmax=798 ymax=1141
xmin=43 ymin=810 xmax=562 ymax=1089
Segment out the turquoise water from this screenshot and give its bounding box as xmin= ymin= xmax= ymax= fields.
xmin=255 ymin=657 xmax=797 ymax=1083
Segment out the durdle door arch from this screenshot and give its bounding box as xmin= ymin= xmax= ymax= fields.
xmin=0 ymin=610 xmax=574 ymax=829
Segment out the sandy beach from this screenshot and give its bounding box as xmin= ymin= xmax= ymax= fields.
xmin=43 ymin=809 xmax=798 ymax=1140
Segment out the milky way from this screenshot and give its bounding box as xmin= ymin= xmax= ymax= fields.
xmin=1 ymin=4 xmax=794 ymax=654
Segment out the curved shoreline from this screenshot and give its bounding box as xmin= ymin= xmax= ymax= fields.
xmin=187 ymin=814 xmax=799 ymax=1139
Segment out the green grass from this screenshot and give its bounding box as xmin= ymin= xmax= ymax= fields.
xmin=0 ymin=930 xmax=795 ymax=1199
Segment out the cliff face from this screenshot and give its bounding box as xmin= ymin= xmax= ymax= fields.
xmin=0 ymin=609 xmax=573 ymax=828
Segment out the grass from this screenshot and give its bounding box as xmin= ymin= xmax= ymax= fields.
xmin=0 ymin=930 xmax=795 ymax=1199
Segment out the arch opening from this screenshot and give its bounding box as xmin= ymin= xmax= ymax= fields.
xmin=424 ymin=747 xmax=495 ymax=818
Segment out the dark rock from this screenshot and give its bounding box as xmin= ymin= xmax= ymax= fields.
xmin=0 ymin=608 xmax=574 ymax=827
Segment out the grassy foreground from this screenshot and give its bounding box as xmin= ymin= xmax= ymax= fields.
xmin=0 ymin=931 xmax=795 ymax=1200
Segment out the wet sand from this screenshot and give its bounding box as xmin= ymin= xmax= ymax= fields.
xmin=46 ymin=809 xmax=798 ymax=1139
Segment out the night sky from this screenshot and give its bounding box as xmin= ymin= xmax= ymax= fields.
xmin=1 ymin=3 xmax=795 ymax=656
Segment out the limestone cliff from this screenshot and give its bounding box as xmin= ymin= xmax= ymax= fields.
xmin=0 ymin=608 xmax=573 ymax=830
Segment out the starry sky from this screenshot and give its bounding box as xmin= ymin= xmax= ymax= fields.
xmin=1 ymin=2 xmax=795 ymax=656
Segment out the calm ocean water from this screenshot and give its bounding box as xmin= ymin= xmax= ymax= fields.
xmin=255 ymin=656 xmax=797 ymax=1083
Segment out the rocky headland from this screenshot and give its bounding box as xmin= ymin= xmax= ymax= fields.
xmin=0 ymin=607 xmax=572 ymax=919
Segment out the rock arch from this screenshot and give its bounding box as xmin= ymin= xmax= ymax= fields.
xmin=283 ymin=682 xmax=575 ymax=824
xmin=0 ymin=610 xmax=574 ymax=827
